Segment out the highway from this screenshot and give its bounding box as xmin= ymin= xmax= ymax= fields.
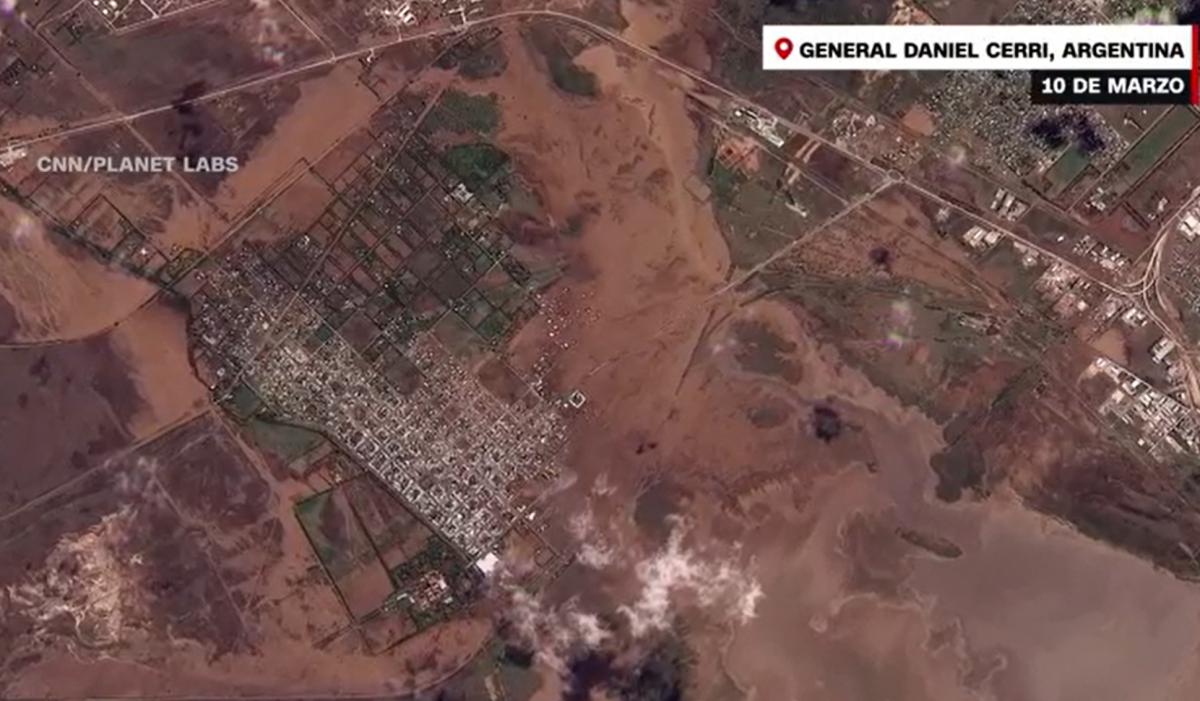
xmin=1121 ymin=187 xmax=1200 ymax=407
xmin=5 ymin=6 xmax=1199 ymax=411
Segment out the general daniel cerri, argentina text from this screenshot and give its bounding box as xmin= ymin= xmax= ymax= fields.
xmin=790 ymin=40 xmax=1187 ymax=60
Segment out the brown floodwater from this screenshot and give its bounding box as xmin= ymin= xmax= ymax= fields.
xmin=723 ymin=321 xmax=1200 ymax=701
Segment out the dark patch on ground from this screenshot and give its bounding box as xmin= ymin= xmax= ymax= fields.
xmin=563 ymin=202 xmax=601 ymax=239
xmin=617 ymin=640 xmax=690 ymax=701
xmin=811 ymin=403 xmax=842 ymax=442
xmin=896 ymin=527 xmax=963 ymax=559
xmin=522 ymin=23 xmax=599 ymax=98
xmin=459 ymin=35 xmax=510 ymax=80
xmin=503 ymin=643 xmax=535 ymax=669
xmin=579 ymin=0 xmax=629 ymax=30
xmin=563 ymin=649 xmax=618 ymax=701
xmin=171 ymin=80 xmax=209 ymax=167
xmin=561 ymin=637 xmax=692 ymax=701
xmin=492 ymin=617 xmax=537 ymax=670
xmin=868 ymin=246 xmax=892 ymax=271
xmin=930 ymin=439 xmax=986 ymax=502
xmin=1027 ymin=450 xmax=1200 ymax=580
xmin=1028 ymin=110 xmax=1104 ymax=154
xmin=746 ymin=399 xmax=791 ymax=428
xmin=28 ymin=354 xmax=50 ymax=385
xmin=634 ymin=480 xmax=690 ymax=545
xmin=732 ymin=320 xmax=803 ymax=382
xmin=0 ymin=292 xmax=17 ymax=342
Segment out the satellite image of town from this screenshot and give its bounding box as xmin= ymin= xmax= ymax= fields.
xmin=6 ymin=0 xmax=1200 ymax=699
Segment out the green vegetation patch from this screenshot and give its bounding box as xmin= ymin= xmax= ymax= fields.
xmin=443 ymin=142 xmax=510 ymax=190
xmin=390 ymin=536 xmax=475 ymax=629
xmin=221 ymin=381 xmax=263 ymax=421
xmin=579 ymin=0 xmax=629 ymax=31
xmin=459 ymin=41 xmax=509 ymax=80
xmin=548 ymin=57 xmax=598 ymax=96
xmin=709 ymin=160 xmax=743 ymax=206
xmin=159 ymin=248 xmax=202 ymax=285
xmin=295 ymin=491 xmax=339 ymax=568
xmin=295 ymin=487 xmax=381 ymax=580
xmin=1044 ymin=145 xmax=1091 ymax=197
xmin=707 ymin=155 xmax=845 ymax=269
xmin=243 ymin=417 xmax=325 ymax=463
xmin=390 ymin=536 xmax=464 ymax=585
xmin=1108 ymin=106 xmax=1198 ymax=196
xmin=524 ymin=25 xmax=598 ymax=97
xmin=776 ymin=279 xmax=1026 ymax=423
xmin=709 ymin=173 xmax=796 ymax=268
xmin=440 ymin=89 xmax=501 ymax=135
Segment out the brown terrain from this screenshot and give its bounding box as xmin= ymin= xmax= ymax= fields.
xmin=0 ymin=196 xmax=157 ymax=343
xmin=4 ymin=0 xmax=1200 ymax=699
xmin=464 ymin=19 xmax=1200 ymax=700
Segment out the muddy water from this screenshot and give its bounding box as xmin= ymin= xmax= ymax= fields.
xmin=466 ymin=26 xmax=1200 ymax=701
xmin=724 ymin=313 xmax=1200 ymax=701
xmin=574 ymin=42 xmax=730 ymax=285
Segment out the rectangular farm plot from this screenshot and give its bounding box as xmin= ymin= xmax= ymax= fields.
xmin=1043 ymin=145 xmax=1092 ymax=199
xmin=1124 ymin=126 xmax=1200 ymax=225
xmin=709 ymin=153 xmax=848 ymax=269
xmin=294 ymin=487 xmax=393 ymax=620
xmin=293 ymin=472 xmax=478 ymax=640
xmin=1092 ymin=106 xmax=1198 ymax=205
xmin=343 ymin=474 xmax=437 ymax=571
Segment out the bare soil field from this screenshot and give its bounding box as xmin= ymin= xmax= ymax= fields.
xmin=1085 ymin=203 xmax=1154 ymax=258
xmin=0 ymin=24 xmax=107 ymax=136
xmin=0 ymin=411 xmax=493 ymax=698
xmin=1124 ymin=127 xmax=1200 ymax=226
xmin=42 ymin=0 xmax=328 ymax=111
xmin=345 ymin=474 xmax=436 ymax=570
xmin=0 ymin=334 xmax=136 ymax=513
xmin=0 ymin=291 xmax=175 ymax=517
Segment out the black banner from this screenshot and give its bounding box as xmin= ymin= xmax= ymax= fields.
xmin=1030 ymin=70 xmax=1193 ymax=105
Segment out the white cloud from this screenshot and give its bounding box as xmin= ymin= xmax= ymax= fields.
xmin=499 ymin=490 xmax=761 ymax=668
xmin=503 ymin=584 xmax=613 ymax=670
xmin=618 ymin=525 xmax=761 ymax=637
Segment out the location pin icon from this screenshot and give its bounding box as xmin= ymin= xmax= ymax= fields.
xmin=774 ymin=37 xmax=794 ymax=60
